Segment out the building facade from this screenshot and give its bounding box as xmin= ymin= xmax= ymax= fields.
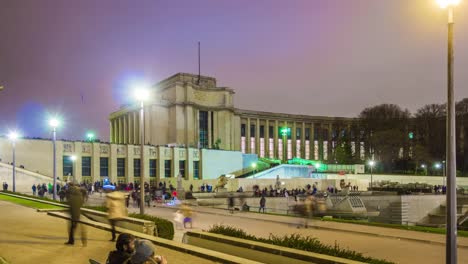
xmin=0 ymin=138 xmax=207 ymax=184
xmin=109 ymin=73 xmax=364 ymax=162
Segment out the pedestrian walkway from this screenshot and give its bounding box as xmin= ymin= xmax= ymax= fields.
xmin=0 ymin=200 xmax=216 ymax=264
xmin=87 ymin=193 xmax=468 ymax=247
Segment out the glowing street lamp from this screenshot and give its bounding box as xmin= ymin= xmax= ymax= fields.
xmin=8 ymin=131 xmax=20 ymax=192
xmin=368 ymin=160 xmax=376 ymax=191
xmin=314 ymin=163 xmax=321 ymax=171
xmin=134 ymin=85 xmax=150 ymax=215
xmin=436 ymin=1 xmax=461 ymax=261
xmin=421 ymin=164 xmax=427 ymax=176
xmin=87 ymin=132 xmax=95 ymax=142
xmin=49 ymin=118 xmax=60 ymax=200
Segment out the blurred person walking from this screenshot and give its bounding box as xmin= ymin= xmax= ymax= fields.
xmin=64 ymin=182 xmax=87 ymax=246
xmin=106 ymin=190 xmax=128 ymax=241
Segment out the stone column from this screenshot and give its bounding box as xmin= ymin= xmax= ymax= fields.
xmin=265 ymin=120 xmax=270 ymax=158
xmin=292 ymin=122 xmax=297 ymax=158
xmin=283 ymin=120 xmax=288 ymax=161
xmin=246 ymin=118 xmax=251 ymax=153
xmin=123 ymin=114 xmax=128 ymax=145
xmin=256 ymin=118 xmax=260 ymax=157
xmin=301 ymin=122 xmax=310 ymax=159
xmin=328 ymin=123 xmax=333 ymax=161
xmin=118 ymin=118 xmax=123 ymax=144
xmin=274 ymin=120 xmax=279 ymax=159
xmin=310 ymin=123 xmax=315 ymax=160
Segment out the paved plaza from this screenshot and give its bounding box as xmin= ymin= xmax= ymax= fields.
xmin=0 ymin=200 xmax=215 ymax=264
xmin=106 ymin=196 xmax=468 ymax=264
xmin=3 ymin=193 xmax=468 ymax=264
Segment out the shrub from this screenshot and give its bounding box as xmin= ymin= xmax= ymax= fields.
xmin=208 ymin=225 xmax=394 ymax=264
xmin=84 ymin=205 xmax=107 ymax=212
xmin=130 ymin=213 xmax=174 ymax=240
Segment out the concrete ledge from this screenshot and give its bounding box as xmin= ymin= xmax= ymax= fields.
xmin=47 ymin=212 xmax=261 ymax=264
xmin=184 ymin=231 xmax=366 ymax=264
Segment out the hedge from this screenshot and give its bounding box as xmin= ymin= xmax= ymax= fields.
xmin=129 ymin=213 xmax=174 ymax=240
xmin=208 ymin=224 xmax=394 ymax=264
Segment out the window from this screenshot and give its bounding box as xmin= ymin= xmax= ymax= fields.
xmin=323 ymin=141 xmax=328 ymax=160
xmin=260 ymin=125 xmax=265 ymax=138
xmin=164 ymin=160 xmax=171 ymax=178
xmin=250 ymin=125 xmax=256 ymax=137
xmin=296 ymin=140 xmax=301 ymax=158
xmin=117 ymin=158 xmax=125 ymax=177
xmin=82 ymin=157 xmax=91 ymax=176
xmin=269 ymin=126 xmax=274 ymax=139
xmin=63 ymin=155 xmax=73 ymax=176
xmin=241 ymin=137 xmax=246 ymax=153
xmin=296 ymin=128 xmax=301 ymax=138
xmin=241 ymin=124 xmax=246 ymax=137
xmin=250 ymin=137 xmax=256 ymax=154
xmin=260 ymin=138 xmax=265 ymax=158
xmin=305 ymin=140 xmax=310 ymax=159
xmin=100 ymin=157 xmax=108 ymax=177
xmin=287 ymin=139 xmax=292 ymax=159
xmin=199 ymin=111 xmax=209 ymax=148
xmin=314 ymin=141 xmax=319 ymax=160
xmin=305 ymin=128 xmax=310 ymax=140
xmin=193 ymin=161 xmax=200 ymax=179
xmin=278 ymin=139 xmax=283 ymax=159
xmin=149 ymin=159 xmax=157 ymax=177
xmin=179 ymin=160 xmax=186 ymax=178
xmin=134 ymin=158 xmax=140 ymax=177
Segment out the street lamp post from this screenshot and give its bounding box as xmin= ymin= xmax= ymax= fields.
xmin=8 ymin=132 xmax=19 ymax=192
xmin=368 ymin=160 xmax=375 ymax=191
xmin=437 ymin=1 xmax=460 ymax=262
xmin=135 ymin=88 xmax=149 ymax=215
xmin=49 ymin=118 xmax=59 ymax=200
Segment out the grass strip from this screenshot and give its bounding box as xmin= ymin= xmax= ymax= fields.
xmin=320 ymin=217 xmax=468 ymax=237
xmin=0 ymin=194 xmax=63 ymax=210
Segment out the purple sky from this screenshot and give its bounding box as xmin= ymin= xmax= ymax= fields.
xmin=1 ymin=0 xmax=467 ymax=141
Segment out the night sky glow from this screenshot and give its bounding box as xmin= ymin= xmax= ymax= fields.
xmin=0 ymin=0 xmax=467 ymax=140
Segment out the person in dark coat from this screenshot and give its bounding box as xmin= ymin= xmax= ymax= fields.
xmin=259 ymin=195 xmax=266 ymax=213
xmin=64 ymin=182 xmax=87 ymax=245
xmin=106 ymin=233 xmax=136 ymax=264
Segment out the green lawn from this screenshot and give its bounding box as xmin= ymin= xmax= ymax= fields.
xmin=320 ymin=217 xmax=468 ymax=237
xmin=0 ymin=194 xmax=64 ymax=210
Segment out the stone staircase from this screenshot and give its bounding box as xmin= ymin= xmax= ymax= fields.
xmin=418 ymin=197 xmax=468 ymax=227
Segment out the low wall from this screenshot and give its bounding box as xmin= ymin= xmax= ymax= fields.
xmin=81 ymin=208 xmax=156 ymax=236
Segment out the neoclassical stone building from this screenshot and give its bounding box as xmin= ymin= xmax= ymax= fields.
xmin=109 ymin=73 xmax=364 ymax=162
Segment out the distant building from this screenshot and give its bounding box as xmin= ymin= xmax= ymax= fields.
xmin=109 ymin=73 xmax=364 ymax=161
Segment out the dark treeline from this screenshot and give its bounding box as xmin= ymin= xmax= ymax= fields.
xmin=352 ymin=98 xmax=468 ymax=176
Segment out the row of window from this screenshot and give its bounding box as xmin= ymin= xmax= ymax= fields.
xmin=241 ymin=137 xmax=365 ymax=160
xmin=63 ymin=156 xmax=199 ymax=179
xmin=241 ymin=124 xmax=359 ymax=140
